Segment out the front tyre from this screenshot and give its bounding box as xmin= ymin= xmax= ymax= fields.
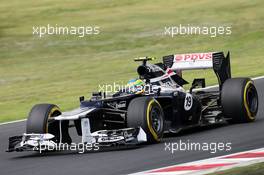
xmin=26 ymin=104 xmax=71 ymax=143
xmin=27 ymin=104 xmax=61 ymax=133
xmin=221 ymin=78 xmax=258 ymax=123
xmin=127 ymin=97 xmax=164 ymax=143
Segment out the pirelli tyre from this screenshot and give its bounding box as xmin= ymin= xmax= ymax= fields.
xmin=127 ymin=97 xmax=164 ymax=143
xmin=26 ymin=104 xmax=71 ymax=143
xmin=221 ymin=78 xmax=258 ymax=123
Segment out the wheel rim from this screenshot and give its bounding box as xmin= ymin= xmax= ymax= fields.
xmin=46 ymin=107 xmax=61 ymax=133
xmin=246 ymin=85 xmax=258 ymax=114
xmin=150 ymin=106 xmax=162 ymax=133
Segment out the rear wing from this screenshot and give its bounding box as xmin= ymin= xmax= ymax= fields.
xmin=163 ymin=52 xmax=231 ymax=89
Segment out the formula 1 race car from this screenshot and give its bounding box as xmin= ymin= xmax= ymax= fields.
xmin=7 ymin=51 xmax=259 ymax=153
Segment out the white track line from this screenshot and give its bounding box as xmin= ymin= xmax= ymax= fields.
xmin=253 ymin=75 xmax=264 ymax=80
xmin=194 ymin=75 xmax=264 ymax=91
xmin=0 ymin=119 xmax=26 ymax=126
xmin=1 ymin=75 xmax=264 ymax=126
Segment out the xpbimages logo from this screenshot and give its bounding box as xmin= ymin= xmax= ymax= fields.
xmin=164 ymin=140 xmax=232 ymax=154
xmin=164 ymin=24 xmax=232 ymax=38
xmin=33 ymin=142 xmax=100 ymax=154
xmin=32 ymin=24 xmax=100 ymax=37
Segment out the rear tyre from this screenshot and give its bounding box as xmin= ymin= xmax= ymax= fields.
xmin=127 ymin=97 xmax=164 ymax=143
xmin=26 ymin=104 xmax=71 ymax=143
xmin=221 ymin=78 xmax=258 ymax=123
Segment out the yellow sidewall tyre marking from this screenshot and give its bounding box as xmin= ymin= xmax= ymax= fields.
xmin=146 ymin=99 xmax=161 ymax=142
xmin=244 ymin=81 xmax=255 ymax=121
xmin=45 ymin=106 xmax=60 ymax=133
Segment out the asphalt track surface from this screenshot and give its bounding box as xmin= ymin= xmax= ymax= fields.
xmin=0 ymin=78 xmax=263 ymax=175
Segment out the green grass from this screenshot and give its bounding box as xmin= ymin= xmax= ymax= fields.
xmin=0 ymin=0 xmax=264 ymax=122
xmin=209 ymin=162 xmax=264 ymax=175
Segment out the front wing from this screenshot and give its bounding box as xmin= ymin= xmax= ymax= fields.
xmin=7 ymin=127 xmax=147 ymax=153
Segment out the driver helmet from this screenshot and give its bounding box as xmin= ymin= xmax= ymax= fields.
xmin=126 ymin=79 xmax=145 ymax=94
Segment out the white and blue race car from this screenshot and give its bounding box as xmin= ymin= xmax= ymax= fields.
xmin=7 ymin=52 xmax=258 ymax=153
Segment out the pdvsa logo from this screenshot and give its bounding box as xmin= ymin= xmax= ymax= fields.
xmin=175 ymin=53 xmax=213 ymax=62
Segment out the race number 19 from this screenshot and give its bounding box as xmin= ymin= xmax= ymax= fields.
xmin=184 ymin=93 xmax=193 ymax=111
